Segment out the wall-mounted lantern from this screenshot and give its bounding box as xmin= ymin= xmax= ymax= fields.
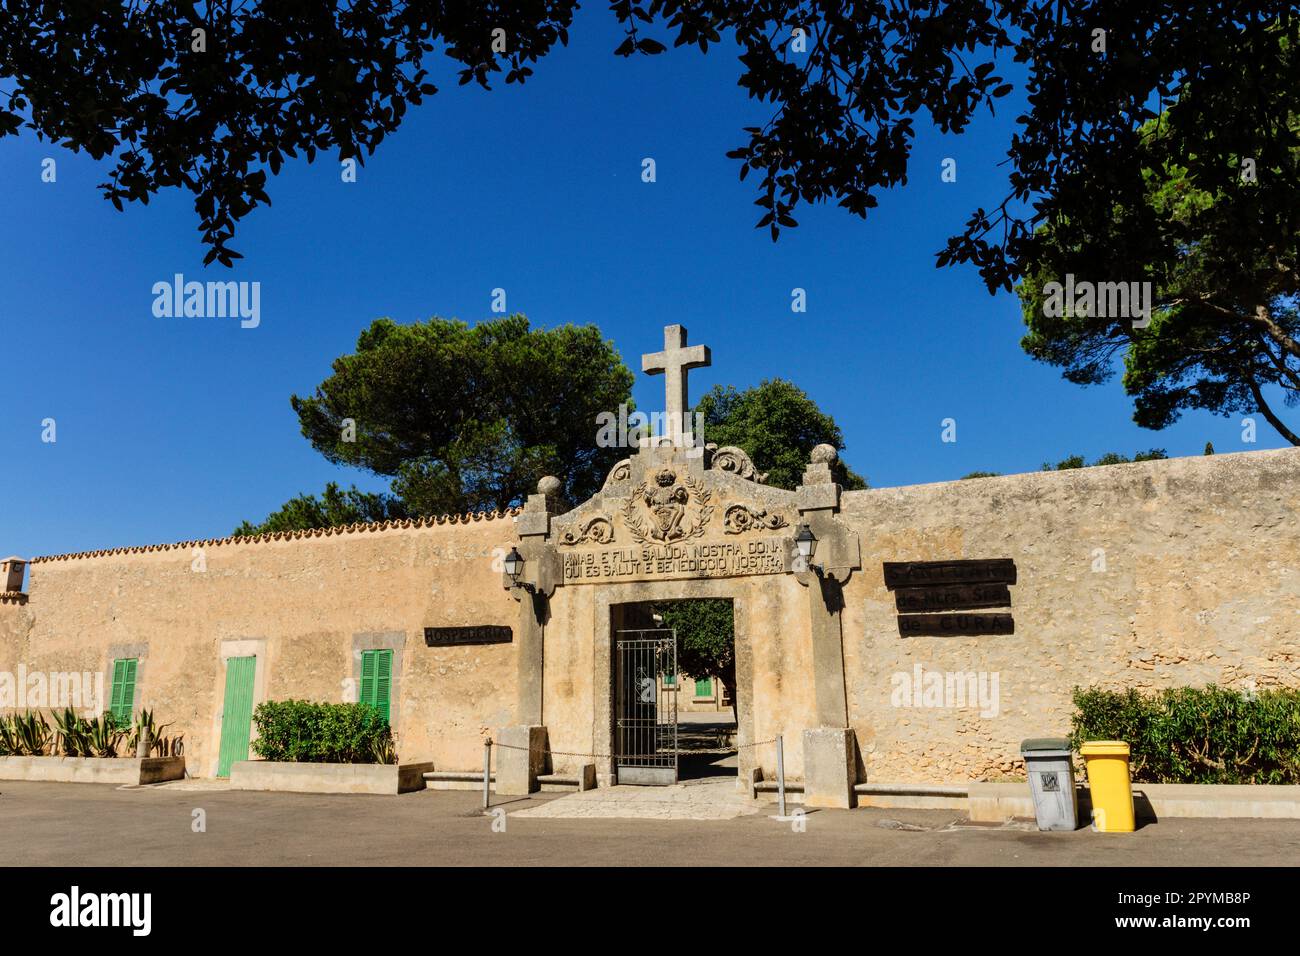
xmin=793 ymin=525 xmax=825 ymax=577
xmin=503 ymin=546 xmax=536 ymax=594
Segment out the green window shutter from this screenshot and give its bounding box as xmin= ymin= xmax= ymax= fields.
xmin=109 ymin=659 xmax=138 ymax=723
xmin=694 ymin=678 xmax=712 ymax=697
xmin=359 ymin=650 xmax=376 ymax=708
xmin=374 ymin=650 xmax=392 ymax=723
xmin=360 ymin=649 xmax=393 ymax=723
xmin=662 ymin=673 xmax=676 ymax=687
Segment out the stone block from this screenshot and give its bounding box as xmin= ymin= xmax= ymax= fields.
xmin=803 ymin=727 xmax=857 ymax=809
xmin=796 ymin=482 xmax=840 ymax=512
xmin=496 ymin=725 xmax=547 ymax=795
xmin=0 ymin=755 xmax=185 ymax=786
xmin=229 ymin=761 xmax=434 ymax=794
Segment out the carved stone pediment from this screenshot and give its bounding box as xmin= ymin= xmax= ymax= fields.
xmin=548 ymin=444 xmax=806 ymax=584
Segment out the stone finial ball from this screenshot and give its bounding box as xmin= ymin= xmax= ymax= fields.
xmin=537 ymin=476 xmax=562 ymax=497
xmin=811 ymin=443 xmax=838 ymax=464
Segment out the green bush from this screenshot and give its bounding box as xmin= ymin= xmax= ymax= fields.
xmin=1069 ymin=685 xmax=1300 ymax=784
xmin=250 ymin=700 xmax=395 ymax=764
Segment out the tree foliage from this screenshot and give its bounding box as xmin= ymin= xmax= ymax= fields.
xmin=286 ymin=314 xmax=633 ymax=517
xmin=696 ymin=379 xmax=866 ymax=491
xmin=1041 ymin=449 xmax=1167 ymax=471
xmin=7 ymin=3 xmax=1296 ymax=289
xmin=654 ymin=598 xmax=736 ymax=709
xmin=0 ymin=2 xmax=576 ymax=265
xmin=234 ymin=482 xmax=408 ymax=537
xmin=1018 ymin=72 xmax=1300 ymax=444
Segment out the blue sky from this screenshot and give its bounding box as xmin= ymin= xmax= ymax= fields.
xmin=0 ymin=8 xmax=1288 ymax=559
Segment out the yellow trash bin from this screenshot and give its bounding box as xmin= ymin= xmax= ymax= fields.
xmin=1080 ymin=740 xmax=1135 ymax=832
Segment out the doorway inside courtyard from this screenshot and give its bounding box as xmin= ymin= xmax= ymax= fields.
xmin=610 ymin=598 xmax=739 ymax=785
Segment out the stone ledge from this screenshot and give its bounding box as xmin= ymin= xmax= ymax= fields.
xmin=969 ymin=781 xmax=1300 ymax=822
xmin=0 ymin=755 xmax=185 ymax=785
xmin=229 ymin=760 xmax=433 ymax=795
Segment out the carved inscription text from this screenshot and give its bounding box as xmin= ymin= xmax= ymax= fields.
xmin=562 ymin=537 xmax=787 ymax=583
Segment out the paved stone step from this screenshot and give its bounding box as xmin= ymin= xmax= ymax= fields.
xmin=750 ymin=779 xmax=967 ymax=810
xmin=537 ymin=773 xmax=581 ymax=793
xmin=423 ymin=770 xmax=491 ymax=791
xmin=539 ymin=766 xmax=598 ymax=792
xmin=854 ymin=783 xmax=969 ymax=797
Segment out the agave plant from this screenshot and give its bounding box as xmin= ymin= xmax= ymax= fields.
xmin=370 ymin=732 xmax=397 ymax=765
xmin=128 ymin=709 xmax=183 ymax=757
xmin=84 ymin=713 xmax=127 ymax=758
xmin=0 ymin=714 xmax=18 ymax=756
xmin=13 ymin=711 xmax=52 ymax=756
xmin=52 ymin=707 xmax=91 ymax=757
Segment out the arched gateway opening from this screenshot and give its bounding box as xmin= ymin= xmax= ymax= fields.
xmin=494 ymin=325 xmax=863 ymax=808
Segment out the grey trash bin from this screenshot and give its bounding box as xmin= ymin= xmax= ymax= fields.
xmin=1020 ymin=737 xmax=1079 ymax=831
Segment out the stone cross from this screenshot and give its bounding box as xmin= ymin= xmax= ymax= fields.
xmin=642 ymin=324 xmax=711 ymax=424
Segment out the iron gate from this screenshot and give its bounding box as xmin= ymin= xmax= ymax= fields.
xmin=615 ymin=628 xmax=678 ymax=785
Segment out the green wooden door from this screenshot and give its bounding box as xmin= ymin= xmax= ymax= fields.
xmin=216 ymin=656 xmax=257 ymax=777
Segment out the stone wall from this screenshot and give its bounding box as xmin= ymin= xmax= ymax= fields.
xmin=837 ymin=446 xmax=1300 ymax=783
xmin=1 ymin=445 xmax=1295 ymax=786
xmin=0 ymin=516 xmax=523 ymax=776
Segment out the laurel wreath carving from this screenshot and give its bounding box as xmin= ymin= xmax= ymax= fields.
xmin=623 ymin=485 xmax=652 ymax=543
xmin=683 ymin=475 xmax=713 ymax=540
xmin=623 ymin=475 xmax=713 ymax=544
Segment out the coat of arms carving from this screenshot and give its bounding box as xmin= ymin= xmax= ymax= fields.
xmin=623 ymin=468 xmax=713 ymax=543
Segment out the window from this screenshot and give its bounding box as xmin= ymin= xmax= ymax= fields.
xmin=359 ymin=649 xmax=393 ymax=723
xmin=694 ymin=678 xmax=712 ymax=697
xmin=109 ymin=658 xmax=138 ymax=724
xmin=662 ymin=673 xmax=677 ymax=687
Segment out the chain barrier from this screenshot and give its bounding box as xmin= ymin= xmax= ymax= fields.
xmin=482 ymin=735 xmax=789 ymax=817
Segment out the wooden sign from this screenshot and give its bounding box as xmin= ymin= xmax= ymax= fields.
xmin=894 ymin=584 xmax=1011 ymax=613
xmin=883 ymin=559 xmax=1016 ymax=590
xmin=897 ymin=613 xmax=1014 ymax=637
xmin=424 ymin=626 xmax=512 ymax=647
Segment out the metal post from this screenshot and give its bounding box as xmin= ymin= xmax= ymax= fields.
xmin=482 ymin=738 xmax=492 ymax=811
xmin=776 ymin=734 xmax=786 ymax=818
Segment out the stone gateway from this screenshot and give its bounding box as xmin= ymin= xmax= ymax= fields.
xmin=1 ymin=325 xmax=1297 ymax=808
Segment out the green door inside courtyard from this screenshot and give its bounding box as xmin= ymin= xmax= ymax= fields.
xmin=216 ymin=656 xmax=257 ymax=777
